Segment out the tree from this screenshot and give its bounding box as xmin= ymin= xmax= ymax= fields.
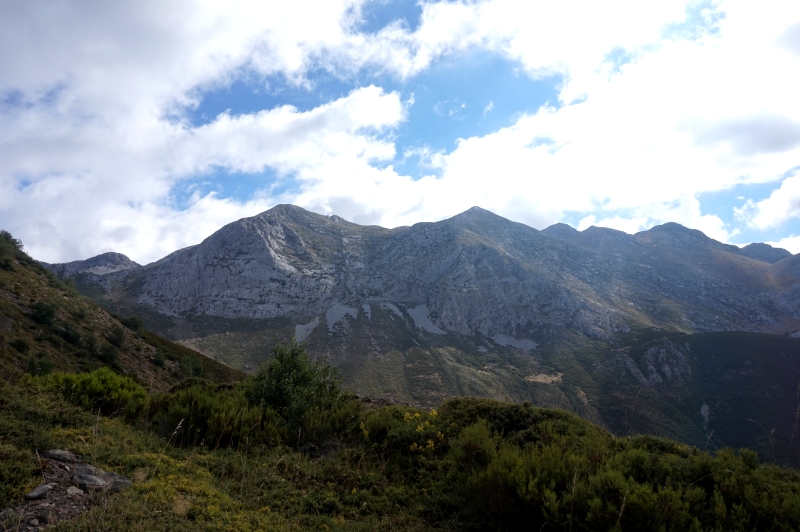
xmin=246 ymin=341 xmax=343 ymax=433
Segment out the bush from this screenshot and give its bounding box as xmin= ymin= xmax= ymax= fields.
xmin=106 ymin=325 xmax=125 ymax=347
xmin=39 ymin=367 xmax=148 ymax=419
xmin=30 ymin=301 xmax=56 ymax=325
xmin=99 ymin=343 xmax=119 ymax=365
xmin=149 ymin=382 xmax=279 ymax=448
xmin=246 ymin=341 xmax=349 ymax=442
xmin=0 ymin=444 xmax=37 ymax=507
xmin=180 ymin=354 xmax=204 ymax=378
xmin=119 ymin=315 xmax=145 ymax=333
xmin=9 ymin=338 xmax=30 ymax=354
xmin=152 ymin=349 xmax=166 ymax=367
xmin=25 ymin=351 xmax=54 ymax=376
xmin=59 ymin=322 xmax=82 ymax=345
xmin=82 ymin=332 xmax=99 ymax=357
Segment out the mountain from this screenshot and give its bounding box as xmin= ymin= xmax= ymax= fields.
xmin=739 ymin=242 xmax=793 ymax=263
xmin=45 ymin=205 xmax=800 ymax=463
xmin=41 ymin=252 xmax=141 ymax=278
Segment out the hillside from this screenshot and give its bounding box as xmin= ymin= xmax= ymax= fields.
xmin=3 ymin=344 xmax=800 ymax=531
xmin=0 ymin=231 xmax=242 ymax=390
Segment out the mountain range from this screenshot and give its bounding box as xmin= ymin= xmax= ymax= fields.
xmin=43 ymin=205 xmax=800 ymax=464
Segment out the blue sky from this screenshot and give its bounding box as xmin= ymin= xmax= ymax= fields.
xmin=1 ymin=0 xmax=800 ymax=263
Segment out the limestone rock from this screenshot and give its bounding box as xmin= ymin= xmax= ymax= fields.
xmin=74 ymin=464 xmax=132 ymax=493
xmin=50 ymin=205 xmax=800 ymax=346
xmin=24 ymin=484 xmax=54 ymax=500
xmin=42 ymin=449 xmax=78 ymax=463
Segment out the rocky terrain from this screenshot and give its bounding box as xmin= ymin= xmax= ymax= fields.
xmin=54 ymin=204 xmax=800 ymax=342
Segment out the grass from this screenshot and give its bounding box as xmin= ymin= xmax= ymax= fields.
xmin=5 ymin=367 xmax=800 ymax=531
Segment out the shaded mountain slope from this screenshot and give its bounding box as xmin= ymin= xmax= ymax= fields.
xmin=1 ymin=234 xmax=242 ymax=390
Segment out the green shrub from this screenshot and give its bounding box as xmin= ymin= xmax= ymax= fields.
xmin=39 ymin=367 xmax=148 ymax=419
xmin=119 ymin=315 xmax=145 ymax=333
xmin=0 ymin=443 xmax=37 ymax=507
xmin=9 ymin=338 xmax=30 ymax=354
xmin=59 ymin=321 xmax=82 ymax=345
xmin=149 ymin=382 xmax=279 ymax=449
xmin=246 ymin=341 xmax=347 ymax=440
xmin=99 ymin=343 xmax=119 ymax=365
xmin=180 ymin=354 xmax=204 ymax=378
xmin=81 ymin=332 xmax=99 ymax=357
xmin=152 ymin=349 xmax=166 ymax=367
xmin=106 ymin=325 xmax=125 ymax=347
xmin=30 ymin=301 xmax=56 ymax=325
xmin=25 ymin=351 xmax=54 ymax=376
xmin=0 ymin=230 xmax=21 ymax=271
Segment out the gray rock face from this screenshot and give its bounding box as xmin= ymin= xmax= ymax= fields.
xmin=42 ymin=252 xmax=140 ymax=280
xmin=49 ymin=205 xmax=800 ymax=344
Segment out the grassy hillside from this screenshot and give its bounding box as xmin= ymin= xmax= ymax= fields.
xmin=0 ymin=231 xmax=242 ymax=391
xmin=3 ymin=349 xmax=800 ymax=531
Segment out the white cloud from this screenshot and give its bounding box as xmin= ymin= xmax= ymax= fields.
xmin=2 ymin=0 xmax=800 ymax=264
xmin=735 ymin=173 xmax=800 ymax=229
xmin=767 ymin=235 xmax=800 ymax=255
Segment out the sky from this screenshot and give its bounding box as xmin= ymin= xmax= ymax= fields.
xmin=1 ymin=0 xmax=800 ymax=264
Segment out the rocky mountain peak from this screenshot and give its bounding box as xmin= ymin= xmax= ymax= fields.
xmin=42 ymin=252 xmax=140 ymax=278
xmin=739 ymin=242 xmax=792 ymax=264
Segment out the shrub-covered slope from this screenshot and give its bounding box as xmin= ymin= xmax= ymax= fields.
xmin=2 ymin=343 xmax=800 ymax=531
xmin=0 ymin=231 xmax=242 ymax=390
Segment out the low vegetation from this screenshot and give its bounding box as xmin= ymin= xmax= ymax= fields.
xmin=1 ymin=340 xmax=799 ymax=530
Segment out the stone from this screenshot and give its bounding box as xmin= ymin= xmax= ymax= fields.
xmin=76 ymin=473 xmax=110 ymax=492
xmin=66 ymin=486 xmax=84 ymax=496
xmin=36 ymin=509 xmax=56 ymax=525
xmin=24 ymin=484 xmax=54 ymax=500
xmin=28 ymin=518 xmax=39 ymax=526
xmin=74 ymin=464 xmax=132 ymax=493
xmin=42 ymin=449 xmax=78 ymax=463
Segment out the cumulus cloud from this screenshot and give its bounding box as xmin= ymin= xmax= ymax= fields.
xmin=735 ymin=173 xmax=800 ymax=230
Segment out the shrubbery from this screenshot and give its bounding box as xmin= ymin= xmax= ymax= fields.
xmin=246 ymin=341 xmax=352 ymax=442
xmin=40 ymin=367 xmax=148 ymax=419
xmin=11 ymin=344 xmax=800 ymax=530
xmin=149 ymin=382 xmax=279 ymax=449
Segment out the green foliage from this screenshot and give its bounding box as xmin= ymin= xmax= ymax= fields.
xmin=152 ymin=349 xmax=166 ymax=367
xmin=3 ymin=367 xmax=800 ymax=530
xmin=246 ymin=341 xmax=348 ymax=439
xmin=149 ymin=382 xmax=280 ymax=449
xmin=118 ymin=314 xmax=145 ymax=333
xmin=9 ymin=338 xmax=29 ymax=354
xmin=25 ymin=351 xmax=54 ymax=376
xmin=30 ymin=301 xmax=56 ymax=325
xmin=0 ymin=443 xmax=37 ymax=507
xmin=106 ymin=324 xmax=125 ymax=347
xmin=179 ymin=354 xmax=204 ymax=378
xmin=99 ymin=343 xmax=119 ymax=365
xmin=39 ymin=367 xmax=148 ymax=419
xmin=58 ymin=321 xmax=82 ymax=345
xmin=0 ymin=230 xmax=22 ymax=271
xmin=82 ymin=331 xmax=99 ymax=357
